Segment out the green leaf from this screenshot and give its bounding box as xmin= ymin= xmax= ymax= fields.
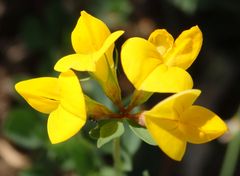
xmin=97 ymin=120 xmax=124 ymax=148
xmin=89 ymin=125 xmax=100 ymax=139
xmin=127 ymin=120 xmax=157 ymax=146
xmin=122 ymin=123 xmax=141 ymax=155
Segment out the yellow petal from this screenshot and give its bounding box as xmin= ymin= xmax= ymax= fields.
xmin=144 ymin=89 xmax=202 ymax=160
xmin=144 ymin=89 xmax=201 ymax=121
xmin=47 ymin=106 xmax=86 ymax=144
xmin=15 ymin=78 xmax=60 ymax=114
xmin=145 ymin=117 xmax=187 ymax=161
xmin=95 ymin=30 xmax=124 ymax=73
xmin=148 ymin=29 xmax=174 ymax=56
xmin=165 ymin=26 xmax=203 ymax=70
xmin=54 ymin=31 xmax=124 ymax=74
xmin=54 ymin=54 xmax=96 ymax=72
xmin=139 ymin=65 xmax=193 ymax=93
xmin=58 ymin=70 xmax=86 ymax=120
xmin=71 ymin=11 xmax=111 ymax=54
xmin=180 ymin=105 xmax=228 ymax=144
xmin=121 ymin=37 xmax=162 ymax=89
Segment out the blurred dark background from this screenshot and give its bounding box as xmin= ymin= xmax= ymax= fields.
xmin=0 ymin=0 xmax=240 ymax=175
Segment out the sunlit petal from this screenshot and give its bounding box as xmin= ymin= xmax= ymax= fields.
xmin=145 ymin=117 xmax=186 ymax=161
xmin=121 ymin=37 xmax=162 ymax=89
xmin=148 ymin=29 xmax=174 ymax=56
xmin=165 ymin=26 xmax=202 ymax=69
xmin=144 ymin=89 xmax=226 ymax=160
xmin=139 ymin=65 xmax=193 ymax=93
xmin=15 ymin=78 xmax=60 ymax=113
xmin=180 ymin=105 xmax=228 ymax=144
xmin=144 ymin=89 xmax=201 ymax=121
xmin=54 ymin=54 xmax=96 ymax=72
xmin=71 ymin=11 xmax=111 ymax=54
xmin=54 ymin=31 xmax=123 ymax=75
xmin=58 ymin=70 xmax=86 ymax=120
xmin=47 ymin=105 xmax=86 ymax=144
xmin=96 ymin=30 xmax=124 ymax=69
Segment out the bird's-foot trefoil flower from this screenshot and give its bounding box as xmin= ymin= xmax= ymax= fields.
xmin=14 ymin=10 xmax=228 ymax=168
xmin=15 ymin=70 xmax=86 ymax=144
xmin=121 ymin=26 xmax=202 ymax=93
xmin=54 ymin=11 xmax=124 ymax=107
xmin=143 ymin=89 xmax=227 ymax=161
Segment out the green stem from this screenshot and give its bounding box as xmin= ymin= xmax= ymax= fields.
xmin=113 ymin=137 xmax=122 ymax=176
xmin=220 ymin=132 xmax=240 ymax=176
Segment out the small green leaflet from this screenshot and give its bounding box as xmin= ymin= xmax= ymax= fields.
xmin=89 ymin=120 xmax=125 ymax=148
xmin=127 ymin=120 xmax=157 ymax=146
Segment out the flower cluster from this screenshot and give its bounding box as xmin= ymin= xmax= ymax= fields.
xmin=15 ymin=11 xmax=227 ymax=161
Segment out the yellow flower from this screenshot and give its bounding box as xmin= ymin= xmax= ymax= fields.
xmin=15 ymin=70 xmax=86 ymax=144
xmin=54 ymin=11 xmax=124 ymax=104
xmin=121 ymin=26 xmax=202 ymax=93
xmin=144 ymin=89 xmax=227 ymax=161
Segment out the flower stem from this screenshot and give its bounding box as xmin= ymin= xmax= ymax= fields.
xmin=220 ymin=132 xmax=240 ymax=176
xmin=113 ymin=137 xmax=122 ymax=176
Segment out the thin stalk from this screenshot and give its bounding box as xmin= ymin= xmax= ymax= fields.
xmin=220 ymin=132 xmax=240 ymax=176
xmin=113 ymin=137 xmax=122 ymax=176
